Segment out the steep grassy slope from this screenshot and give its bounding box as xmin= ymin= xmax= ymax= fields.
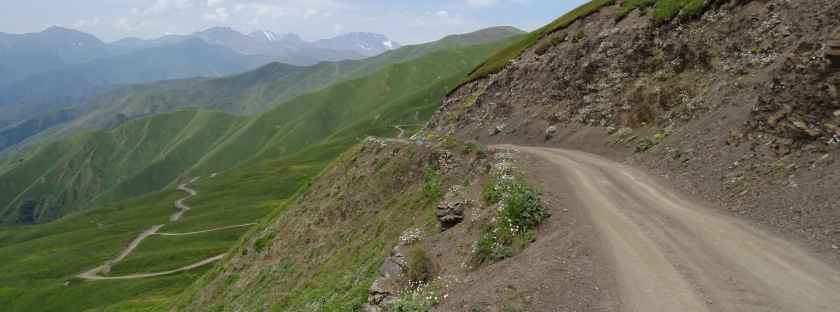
xmin=175 ymin=140 xmax=451 ymax=311
xmin=0 ymin=39 xmax=510 ymax=224
xmin=0 ymin=110 xmax=247 ymax=223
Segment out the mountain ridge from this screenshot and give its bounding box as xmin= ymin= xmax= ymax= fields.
xmin=0 ymin=36 xmax=514 ymax=225
xmin=0 ymin=26 xmax=524 ymax=155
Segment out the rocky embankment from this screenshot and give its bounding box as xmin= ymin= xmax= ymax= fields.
xmin=427 ymin=0 xmax=840 ymax=257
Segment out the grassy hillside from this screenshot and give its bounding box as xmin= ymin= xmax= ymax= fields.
xmin=0 ymin=38 xmax=510 ymax=224
xmin=0 ymin=39 xmax=274 ymax=129
xmin=0 ymin=25 xmax=516 ymax=311
xmin=0 ymin=27 xmax=522 ymax=156
xmin=0 ymin=110 xmax=248 ymax=223
xmin=0 ymin=33 xmax=511 ymax=307
xmin=40 ymin=27 xmax=524 ymax=141
xmin=175 ymin=140 xmax=448 ymax=311
xmin=0 ymin=147 xmax=324 ymax=312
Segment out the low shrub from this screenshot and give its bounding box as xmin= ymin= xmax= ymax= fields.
xmin=254 ymin=232 xmax=276 ymax=253
xmin=405 ymin=247 xmax=434 ymax=284
xmin=481 ymin=176 xmax=503 ymax=204
xmin=474 ymin=174 xmax=547 ymax=266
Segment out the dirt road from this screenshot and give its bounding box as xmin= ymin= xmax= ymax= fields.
xmin=76 ymin=177 xmax=238 ymax=281
xmin=155 ymin=223 xmax=256 ymax=236
xmin=77 ymin=254 xmax=226 ymax=281
xmin=171 ymin=179 xmax=199 ymax=222
xmin=508 ymin=145 xmax=840 ymax=312
xmin=77 ymin=225 xmax=164 ymax=279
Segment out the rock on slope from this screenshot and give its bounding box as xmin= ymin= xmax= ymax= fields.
xmin=428 ymin=0 xmax=840 ymax=255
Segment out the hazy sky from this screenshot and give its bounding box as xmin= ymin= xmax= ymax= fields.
xmin=0 ymin=0 xmax=589 ymax=44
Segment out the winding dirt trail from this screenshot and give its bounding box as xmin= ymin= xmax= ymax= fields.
xmin=171 ymin=177 xmax=199 ymax=222
xmin=505 ymin=145 xmax=840 ymax=312
xmin=76 ymin=177 xmax=248 ymax=281
xmin=155 ymin=223 xmax=257 ymax=236
xmin=394 ymin=125 xmax=406 ymax=139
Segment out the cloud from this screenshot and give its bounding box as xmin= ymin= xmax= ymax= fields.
xmin=206 ymin=0 xmax=224 ymax=7
xmin=203 ymin=7 xmax=230 ymax=21
xmin=435 ymin=10 xmax=449 ymax=18
xmin=73 ymin=18 xmax=101 ymax=28
xmin=231 ymin=1 xmax=336 ymax=20
xmin=144 ymin=0 xmax=197 ymax=15
xmin=465 ymin=0 xmax=499 ymax=7
xmin=114 ymin=17 xmax=141 ymax=32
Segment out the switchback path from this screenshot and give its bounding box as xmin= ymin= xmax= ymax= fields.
xmin=171 ymin=177 xmax=199 ymax=222
xmin=77 ymin=254 xmax=226 ymax=281
xmin=502 ymin=145 xmax=840 ymax=312
xmin=155 ymin=223 xmax=257 ymax=236
xmin=76 ymin=178 xmax=251 ymax=281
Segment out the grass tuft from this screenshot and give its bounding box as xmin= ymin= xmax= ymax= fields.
xmin=404 ymin=247 xmax=434 ymax=284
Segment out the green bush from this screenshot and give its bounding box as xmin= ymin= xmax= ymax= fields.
xmin=405 ymin=247 xmax=433 ymax=283
xmin=474 ymin=177 xmax=546 ymax=265
xmin=481 ymin=176 xmax=503 ymax=204
xmin=254 ymin=232 xmax=276 ymax=253
xmin=474 ymin=229 xmax=514 ymax=265
xmin=500 ymin=182 xmax=548 ymax=230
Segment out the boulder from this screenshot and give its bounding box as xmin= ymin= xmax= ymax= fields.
xmin=545 ymin=125 xmax=558 ymax=140
xmin=490 ymin=124 xmax=506 ymax=136
xmin=828 ymin=31 xmax=840 ymax=68
xmin=367 ymin=251 xmax=405 ymax=308
xmin=436 ymin=187 xmax=467 ymax=230
xmin=380 ymin=256 xmax=405 ymax=279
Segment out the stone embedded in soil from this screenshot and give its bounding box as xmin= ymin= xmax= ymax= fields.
xmin=380 ymin=257 xmax=404 ymax=279
xmin=367 ymin=251 xmax=405 ymax=308
xmin=827 ymin=34 xmax=840 ymax=67
xmin=545 ymin=125 xmax=558 ymax=140
xmin=436 ymin=188 xmax=467 ymax=230
xmin=491 ymin=124 xmax=506 ymax=136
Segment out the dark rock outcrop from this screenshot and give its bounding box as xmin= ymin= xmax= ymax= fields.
xmin=436 ymin=186 xmax=467 ymax=230
xmin=365 ymin=249 xmax=406 ymax=311
xmin=828 ymin=30 xmax=840 ymax=68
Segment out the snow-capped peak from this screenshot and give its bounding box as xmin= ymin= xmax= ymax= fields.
xmin=263 ymin=31 xmax=276 ymax=42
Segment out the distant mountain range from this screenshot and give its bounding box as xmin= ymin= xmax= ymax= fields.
xmin=0 ymin=27 xmax=521 ymax=154
xmin=111 ymin=27 xmax=400 ymax=64
xmin=0 ymin=28 xmax=521 ymax=224
xmin=0 ymin=26 xmax=401 ymax=128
